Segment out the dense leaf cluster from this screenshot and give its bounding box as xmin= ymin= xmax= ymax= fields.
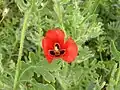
xmin=0 ymin=0 xmax=120 ymax=90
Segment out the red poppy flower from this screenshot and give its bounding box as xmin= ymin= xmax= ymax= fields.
xmin=42 ymin=28 xmax=78 ymax=63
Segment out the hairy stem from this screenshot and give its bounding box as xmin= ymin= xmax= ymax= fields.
xmin=13 ymin=10 xmax=30 ymax=90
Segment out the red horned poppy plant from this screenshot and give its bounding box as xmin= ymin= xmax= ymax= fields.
xmin=42 ymin=28 xmax=78 ymax=63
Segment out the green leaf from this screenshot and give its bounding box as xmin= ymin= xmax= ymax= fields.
xmin=76 ymin=46 xmax=94 ymax=63
xmin=29 ymin=52 xmax=61 ymax=71
xmin=110 ymin=40 xmax=120 ymax=61
xmin=28 ymin=52 xmax=40 ymax=65
xmin=22 ymin=52 xmax=61 ymax=83
xmin=86 ymin=81 xmax=95 ymax=90
xmin=0 ymin=73 xmax=13 ymax=90
xmin=106 ymin=63 xmax=117 ymax=90
xmin=39 ymin=59 xmax=61 ymax=72
xmin=31 ymin=80 xmax=55 ymax=90
xmin=35 ymin=66 xmax=55 ymax=83
xmin=0 ymin=53 xmax=4 ymax=74
xmin=61 ymin=0 xmax=70 ymax=4
xmin=54 ymin=72 xmax=68 ymax=90
xmin=19 ymin=61 xmax=34 ymax=81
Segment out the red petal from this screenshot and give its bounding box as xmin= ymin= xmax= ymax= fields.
xmin=45 ymin=29 xmax=65 ymax=45
xmin=62 ymin=38 xmax=78 ymax=63
xmin=42 ymin=37 xmax=54 ymax=63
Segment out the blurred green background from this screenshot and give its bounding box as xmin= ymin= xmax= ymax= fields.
xmin=0 ymin=0 xmax=120 ymax=90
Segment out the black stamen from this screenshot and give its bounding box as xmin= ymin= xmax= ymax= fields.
xmin=55 ymin=43 xmax=60 ymax=49
xmin=55 ymin=51 xmax=60 ymax=55
xmin=49 ymin=43 xmax=65 ymax=57
xmin=60 ymin=50 xmax=65 ymax=55
xmin=49 ymin=50 xmax=55 ymax=55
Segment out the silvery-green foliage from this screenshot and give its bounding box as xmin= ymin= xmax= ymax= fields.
xmin=1 ymin=0 xmax=120 ymax=90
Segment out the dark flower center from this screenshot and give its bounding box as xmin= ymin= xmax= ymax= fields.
xmin=49 ymin=43 xmax=65 ymax=57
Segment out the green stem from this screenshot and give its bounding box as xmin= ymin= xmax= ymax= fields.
xmin=13 ymin=10 xmax=30 ymax=90
xmin=0 ymin=17 xmax=4 ymax=24
xmin=99 ymin=52 xmax=103 ymax=61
